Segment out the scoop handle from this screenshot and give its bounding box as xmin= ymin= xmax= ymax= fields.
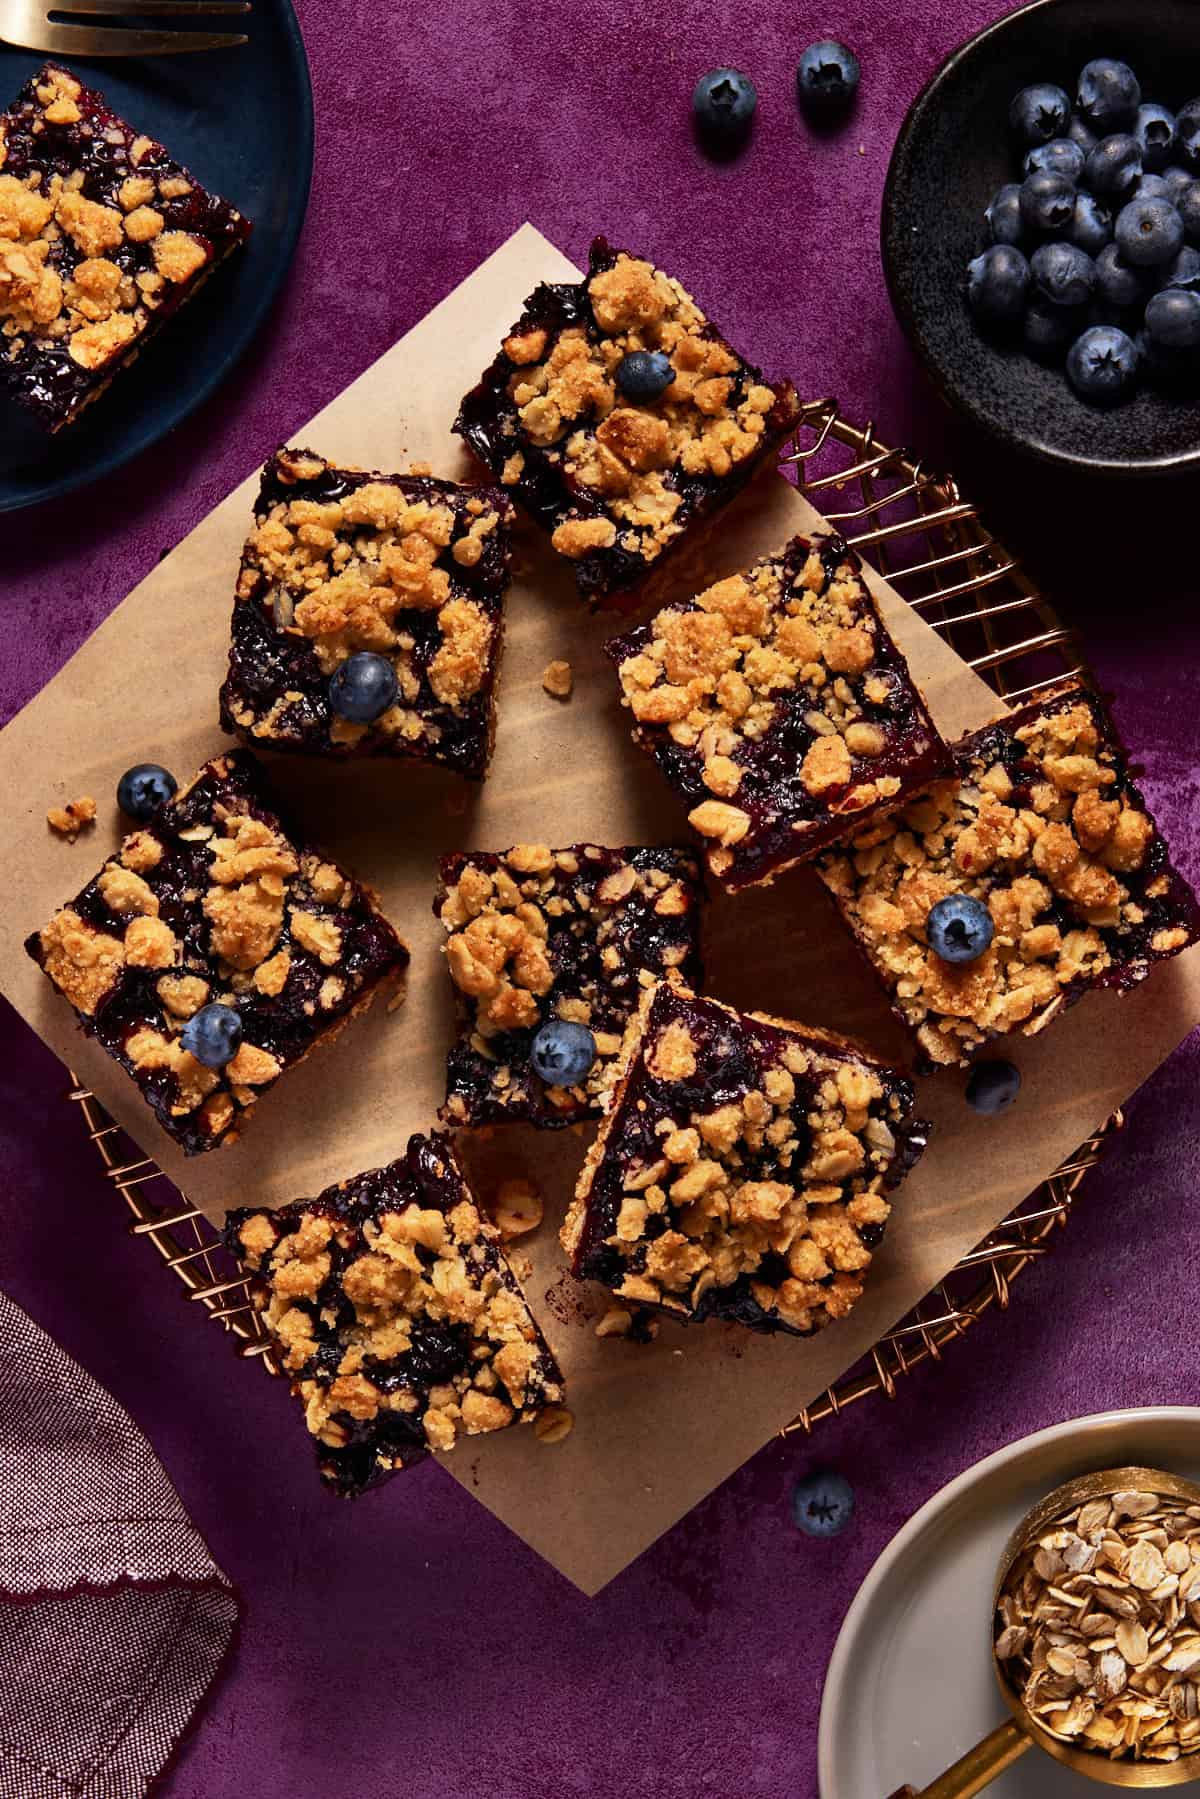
xmin=885 ymin=1718 xmax=1031 ymax=1799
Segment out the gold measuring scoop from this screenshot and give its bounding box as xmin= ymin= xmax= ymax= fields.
xmin=888 ymin=1465 xmax=1200 ymax=1797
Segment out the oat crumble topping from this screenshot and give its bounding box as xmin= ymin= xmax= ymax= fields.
xmin=607 ymin=532 xmax=950 ymax=890
xmin=817 ymin=683 xmax=1200 ymax=1069
xmin=436 ymin=842 xmax=706 ymax=1128
xmin=46 ymin=794 xmax=96 ymax=839
xmin=541 ymin=658 xmax=573 ymax=699
xmin=562 ymin=981 xmax=927 ymax=1335
xmin=226 ymin=1133 xmax=564 ymax=1496
xmin=0 ymin=64 xmax=249 ymax=432
xmin=220 ymin=449 xmax=511 ymax=779
xmin=455 ymin=236 xmax=800 ymax=607
xmin=25 ymin=751 xmax=407 ymax=1154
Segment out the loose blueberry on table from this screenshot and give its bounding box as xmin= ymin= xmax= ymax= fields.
xmin=792 ymin=1471 xmax=856 ymax=1537
xmin=796 ymin=40 xmax=861 ymax=119
xmin=25 ymin=751 xmax=408 ymax=1153
xmin=226 ymin=1133 xmax=565 ymax=1495
xmin=968 ymin=59 xmax=1200 ymax=403
xmin=966 ymin=1061 xmax=1022 ymax=1116
xmin=117 ymin=763 xmax=177 ymax=822
xmin=692 ymin=68 xmax=757 ymax=144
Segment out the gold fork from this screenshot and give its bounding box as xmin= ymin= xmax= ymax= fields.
xmin=0 ymin=0 xmax=249 ymax=55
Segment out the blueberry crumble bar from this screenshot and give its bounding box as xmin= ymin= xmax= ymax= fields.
xmin=454 ymin=237 xmax=801 ymax=609
xmin=25 ymin=751 xmax=406 ymax=1154
xmin=606 ymin=532 xmax=950 ymax=891
xmin=219 ymin=449 xmax=512 ymax=779
xmin=226 ymin=1132 xmax=565 ymax=1496
xmin=818 ymin=682 xmax=1200 ymax=1070
xmin=562 ymin=981 xmax=927 ymax=1335
xmin=0 ymin=64 xmax=251 ymax=432
xmin=436 ymin=842 xmax=706 ymax=1128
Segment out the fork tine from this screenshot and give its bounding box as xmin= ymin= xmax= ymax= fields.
xmin=50 ymin=0 xmax=250 ymax=12
xmin=38 ymin=21 xmax=247 ymax=49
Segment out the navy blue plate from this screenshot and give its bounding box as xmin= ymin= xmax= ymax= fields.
xmin=0 ymin=0 xmax=313 ymax=512
xmin=882 ymin=0 xmax=1200 ymax=477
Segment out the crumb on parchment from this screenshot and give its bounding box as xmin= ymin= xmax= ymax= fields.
xmin=46 ymin=796 xmax=97 ymax=840
xmin=542 ymin=659 xmax=573 ymax=700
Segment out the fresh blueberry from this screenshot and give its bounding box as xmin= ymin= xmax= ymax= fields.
xmin=1155 ymin=244 xmax=1200 ymax=294
xmin=1134 ymin=173 xmax=1171 ymax=201
xmin=1136 ymin=326 xmax=1200 ymax=389
xmin=926 ymin=895 xmax=995 ymax=964
xmin=1066 ymin=323 xmax=1140 ymax=402
xmin=966 ymin=245 xmax=1030 ymax=324
xmin=796 ymin=40 xmax=860 ymax=118
xmin=328 ymin=652 xmax=398 ymax=723
xmin=1009 ymin=82 xmax=1071 ymax=147
xmin=1076 ymin=59 xmax=1140 ymax=134
xmin=615 ymin=350 xmax=673 ymax=399
xmin=1084 ymin=133 xmax=1142 ymax=200
xmin=693 ymin=68 xmax=757 ymax=143
xmin=1162 ymin=165 xmax=1196 ymax=206
xmin=1145 ymin=286 xmax=1200 ymax=349
xmin=1066 ymin=113 xmax=1099 ymax=155
xmin=1177 ymin=98 xmax=1200 ymax=172
xmin=1176 ymin=181 xmax=1200 ymax=245
xmin=1133 ymin=102 xmax=1176 ymax=173
xmin=117 ymin=762 xmax=177 ymax=821
xmin=1067 ymin=191 xmax=1112 ymax=256
xmin=1018 ymin=170 xmax=1076 ymax=236
xmin=792 ymin=1471 xmax=855 ymax=1538
xmin=1023 ymin=300 xmax=1077 ymax=358
xmin=1095 ymin=241 xmax=1149 ymax=310
xmin=986 ymin=182 xmax=1025 ymax=246
xmin=1115 ymin=195 xmax=1184 ymax=267
xmin=1024 ymin=137 xmax=1085 ymax=182
xmin=1031 ymin=241 xmax=1096 ymax=307
xmin=966 ymin=1061 xmax=1022 ymax=1115
xmin=530 ymin=1019 xmax=596 ymax=1087
xmin=181 ymin=1002 xmax=243 ymax=1070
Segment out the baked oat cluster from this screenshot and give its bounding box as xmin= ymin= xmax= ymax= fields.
xmin=606 ymin=532 xmax=951 ymax=890
xmin=818 ymin=682 xmax=1200 ymax=1069
xmin=562 ymin=981 xmax=927 ymax=1335
xmin=226 ymin=1133 xmax=565 ymax=1496
xmin=0 ymin=64 xmax=250 ymax=432
xmin=455 ymin=236 xmax=801 ymax=607
xmin=25 ymin=752 xmax=406 ymax=1154
xmin=435 ymin=842 xmax=705 ymax=1127
xmin=220 ymin=449 xmax=511 ymax=779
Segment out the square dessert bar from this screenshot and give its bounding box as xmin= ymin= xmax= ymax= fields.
xmin=436 ymin=842 xmax=706 ymax=1128
xmin=25 ymin=751 xmax=406 ymax=1154
xmin=226 ymin=1132 xmax=565 ymax=1496
xmin=0 ymin=64 xmax=250 ymax=432
xmin=818 ymin=681 xmax=1200 ymax=1070
xmin=454 ymin=236 xmax=801 ymax=609
xmin=606 ymin=532 xmax=950 ymax=891
xmin=562 ymin=982 xmax=927 ymax=1336
xmin=219 ymin=448 xmax=512 ymax=780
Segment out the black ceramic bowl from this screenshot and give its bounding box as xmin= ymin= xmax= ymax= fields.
xmin=883 ymin=0 xmax=1200 ymax=475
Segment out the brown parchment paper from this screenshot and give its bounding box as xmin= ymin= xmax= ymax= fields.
xmin=1 ymin=224 xmax=1197 ymax=1595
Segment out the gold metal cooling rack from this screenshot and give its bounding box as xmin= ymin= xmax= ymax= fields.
xmin=68 ymin=398 xmax=1123 ymax=1416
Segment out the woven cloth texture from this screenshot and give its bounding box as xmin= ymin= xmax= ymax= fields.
xmin=0 ymin=1292 xmax=237 ymax=1798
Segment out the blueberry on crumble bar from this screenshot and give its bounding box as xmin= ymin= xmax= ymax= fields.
xmin=817 ymin=682 xmax=1200 ymax=1070
xmin=454 ymin=237 xmax=801 ymax=609
xmin=219 ymin=449 xmax=512 ymax=779
xmin=562 ymin=981 xmax=927 ymax=1335
xmin=436 ymin=842 xmax=706 ymax=1127
xmin=226 ymin=1132 xmax=565 ymax=1496
xmin=606 ymin=532 xmax=950 ymax=890
xmin=0 ymin=64 xmax=250 ymax=432
xmin=25 ymin=751 xmax=406 ymax=1154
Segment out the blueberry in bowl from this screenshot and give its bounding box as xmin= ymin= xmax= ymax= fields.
xmin=883 ymin=0 xmax=1200 ymax=475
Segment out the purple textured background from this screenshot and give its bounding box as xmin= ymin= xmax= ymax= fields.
xmin=1 ymin=3 xmax=1198 ymax=1794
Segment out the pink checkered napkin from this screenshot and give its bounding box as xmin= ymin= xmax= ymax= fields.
xmin=0 ymin=1291 xmax=238 ymax=1797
